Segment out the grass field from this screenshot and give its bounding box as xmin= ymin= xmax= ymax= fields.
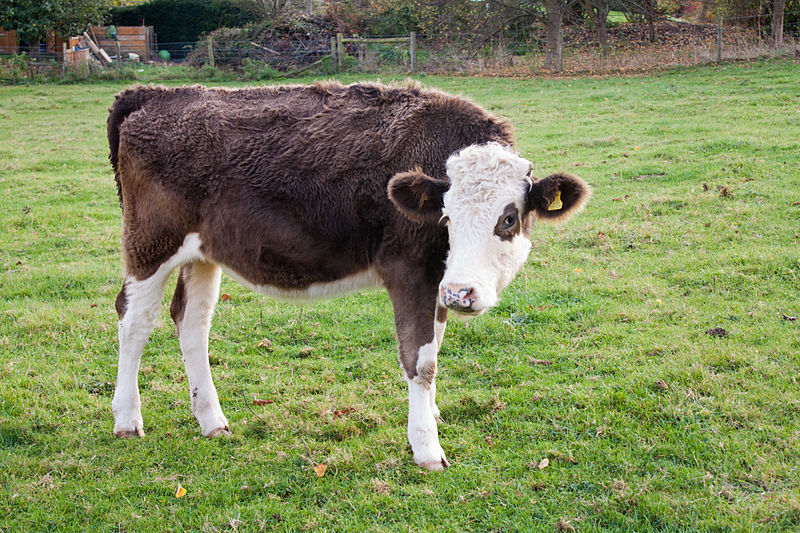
xmin=1 ymin=59 xmax=799 ymax=531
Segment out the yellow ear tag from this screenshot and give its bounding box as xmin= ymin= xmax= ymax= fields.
xmin=548 ymin=190 xmax=563 ymax=211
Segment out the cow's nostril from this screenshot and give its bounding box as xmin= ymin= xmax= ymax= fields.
xmin=441 ymin=283 xmax=477 ymax=311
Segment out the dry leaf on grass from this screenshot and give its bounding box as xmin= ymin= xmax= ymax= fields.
xmin=175 ymin=484 xmax=187 ymax=498
xmin=253 ymin=398 xmax=274 ymax=406
xmin=256 ymin=338 xmax=273 ymax=349
xmin=314 ymin=463 xmax=327 ymax=477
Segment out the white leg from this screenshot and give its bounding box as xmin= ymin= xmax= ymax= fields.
xmin=408 ymin=340 xmax=449 ymax=470
xmin=430 ymin=313 xmax=447 ymax=421
xmin=407 ymin=377 xmax=449 ymax=471
xmin=175 ymin=261 xmax=229 ymax=436
xmin=112 ymin=273 xmax=170 ymax=437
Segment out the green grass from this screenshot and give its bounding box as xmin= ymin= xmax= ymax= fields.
xmin=1 ymin=59 xmax=800 ymax=531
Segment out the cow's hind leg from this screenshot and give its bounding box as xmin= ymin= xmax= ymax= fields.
xmin=112 ymin=270 xmax=173 ymax=437
xmin=170 ymin=261 xmax=229 ymax=436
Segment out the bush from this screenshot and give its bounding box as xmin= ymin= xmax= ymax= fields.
xmin=0 ymin=54 xmax=31 ymax=84
xmin=240 ymin=58 xmax=282 ymax=80
xmin=111 ymin=0 xmax=257 ymax=48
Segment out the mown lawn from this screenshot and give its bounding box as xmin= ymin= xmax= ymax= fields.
xmin=1 ymin=59 xmax=799 ymax=531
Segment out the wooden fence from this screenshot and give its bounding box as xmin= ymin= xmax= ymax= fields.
xmin=0 ymin=28 xmax=18 ymax=54
xmin=333 ymin=32 xmax=416 ymax=72
xmin=90 ymin=26 xmax=155 ymax=61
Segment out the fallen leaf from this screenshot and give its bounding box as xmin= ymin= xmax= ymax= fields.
xmin=528 ymin=358 xmax=552 ymax=366
xmin=538 ymin=458 xmax=550 ymax=469
xmin=573 ymin=268 xmax=583 ymax=273
xmin=175 ymin=484 xmax=187 ymax=498
xmin=333 ymin=407 xmax=355 ymax=417
xmin=253 ymin=398 xmax=274 ymax=406
xmin=556 ymin=518 xmax=575 ymax=532
xmin=220 ymin=293 xmax=231 ymax=301
xmin=256 ymin=338 xmax=273 ymax=349
xmin=314 ymin=463 xmax=327 ymax=477
xmin=783 ymin=314 xmax=798 ymax=321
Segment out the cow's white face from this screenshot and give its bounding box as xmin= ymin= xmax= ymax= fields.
xmin=439 ymin=143 xmax=534 ymax=316
xmin=388 ymin=142 xmax=590 ymax=317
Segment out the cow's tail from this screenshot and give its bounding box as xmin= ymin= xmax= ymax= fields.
xmin=107 ymin=85 xmax=162 ymax=209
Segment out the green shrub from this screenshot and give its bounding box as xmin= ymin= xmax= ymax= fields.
xmin=241 ymin=58 xmax=282 ymax=80
xmin=111 ymin=0 xmax=257 ymax=50
xmin=0 ymin=54 xmax=31 ymax=84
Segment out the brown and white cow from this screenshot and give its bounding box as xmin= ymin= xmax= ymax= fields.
xmin=108 ymin=81 xmax=589 ymax=470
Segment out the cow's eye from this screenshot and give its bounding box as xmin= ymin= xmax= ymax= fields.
xmin=502 ymin=213 xmax=517 ymax=229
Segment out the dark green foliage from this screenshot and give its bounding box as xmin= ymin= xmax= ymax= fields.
xmin=110 ymin=0 xmax=256 ymax=45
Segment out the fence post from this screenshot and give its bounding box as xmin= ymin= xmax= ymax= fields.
xmin=336 ymin=33 xmax=344 ymax=70
xmin=410 ymin=32 xmax=416 ymax=72
xmin=208 ymin=37 xmax=215 ymax=68
xmin=62 ymin=41 xmax=67 ymax=77
xmin=717 ymin=17 xmax=722 ymax=62
xmin=330 ymin=36 xmax=337 ymax=72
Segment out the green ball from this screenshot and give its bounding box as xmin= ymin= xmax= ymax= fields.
xmin=158 ymin=50 xmax=171 ymax=61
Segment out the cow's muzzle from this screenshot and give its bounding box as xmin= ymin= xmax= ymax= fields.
xmin=440 ymin=283 xmax=479 ymax=313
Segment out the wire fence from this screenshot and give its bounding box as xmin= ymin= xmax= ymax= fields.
xmin=3 ymin=14 xmax=799 ymax=81
xmin=160 ymin=17 xmax=799 ymax=76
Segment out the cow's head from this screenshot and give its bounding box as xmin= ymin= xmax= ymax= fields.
xmin=389 ymin=142 xmax=590 ymax=317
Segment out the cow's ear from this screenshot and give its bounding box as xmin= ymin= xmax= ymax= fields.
xmin=388 ymin=168 xmax=449 ymax=224
xmin=527 ymin=172 xmax=590 ymax=222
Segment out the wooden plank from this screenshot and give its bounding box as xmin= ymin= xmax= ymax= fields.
xmin=82 ymin=31 xmax=113 ymax=64
xmin=116 ymin=27 xmax=146 ymax=36
xmin=341 ymin=37 xmax=410 ymax=44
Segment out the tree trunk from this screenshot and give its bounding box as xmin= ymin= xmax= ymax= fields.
xmin=646 ymin=0 xmax=657 ymax=42
xmin=773 ymin=0 xmax=785 ymax=47
xmin=581 ymin=0 xmax=610 ymax=56
xmin=543 ymin=0 xmax=563 ymax=71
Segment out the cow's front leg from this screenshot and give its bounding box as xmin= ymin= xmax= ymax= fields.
xmin=386 ymin=277 xmax=449 ymax=471
xmin=406 ymin=340 xmax=449 ymax=471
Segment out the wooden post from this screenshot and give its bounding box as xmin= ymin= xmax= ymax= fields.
xmin=208 ymin=37 xmax=215 ymax=67
xmin=409 ymin=32 xmax=416 ymax=72
xmin=717 ymin=16 xmax=722 ymax=62
xmin=116 ymin=40 xmax=121 ymax=63
xmin=336 ymin=33 xmax=344 ymax=70
xmin=62 ymin=41 xmax=67 ymax=77
xmin=330 ymin=36 xmax=337 ymax=72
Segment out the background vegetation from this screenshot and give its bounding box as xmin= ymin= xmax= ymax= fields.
xmin=1 ymin=58 xmax=799 ymax=530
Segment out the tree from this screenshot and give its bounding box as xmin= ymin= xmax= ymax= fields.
xmin=772 ymin=0 xmax=785 ymax=46
xmin=543 ymin=0 xmax=570 ymax=71
xmin=580 ymin=0 xmax=610 ymax=55
xmin=0 ymin=0 xmax=111 ymax=44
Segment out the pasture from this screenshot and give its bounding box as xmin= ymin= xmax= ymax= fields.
xmin=1 ymin=59 xmax=799 ymax=531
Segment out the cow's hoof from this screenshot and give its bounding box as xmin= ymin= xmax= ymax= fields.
xmin=205 ymin=426 xmax=230 ymax=438
xmin=418 ymin=457 xmax=450 ymax=471
xmin=114 ymin=427 xmax=145 ymax=438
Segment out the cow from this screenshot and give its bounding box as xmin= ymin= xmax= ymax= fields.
xmin=107 ymin=81 xmax=589 ymax=471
